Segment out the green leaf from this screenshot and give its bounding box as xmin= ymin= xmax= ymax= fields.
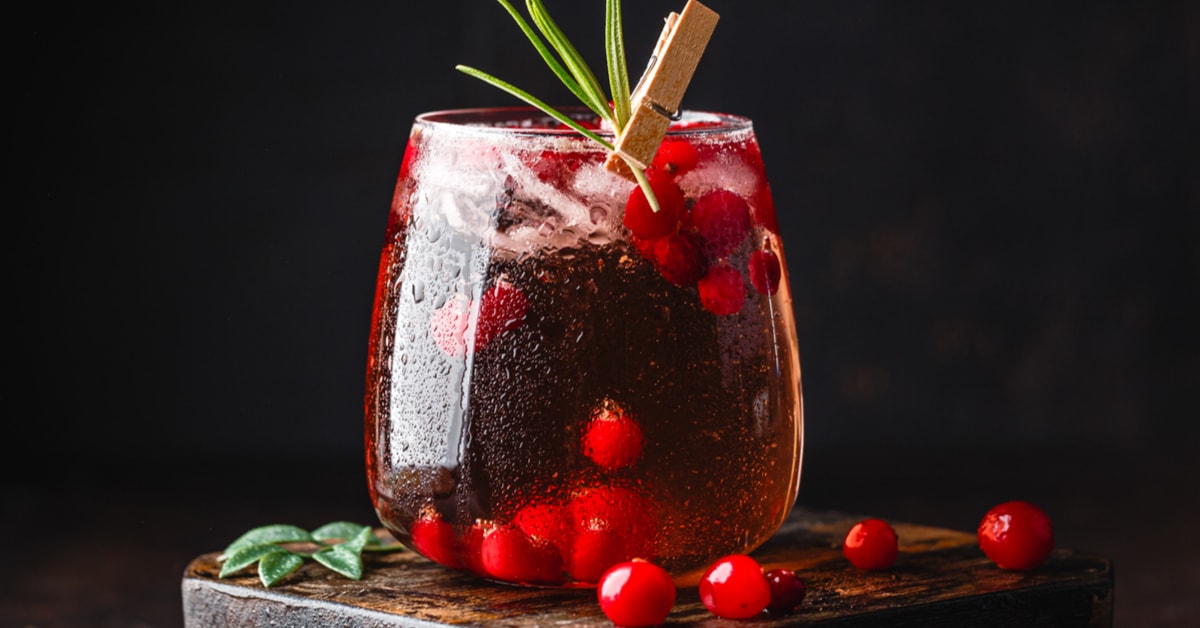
xmin=313 ymin=546 xmax=364 ymax=580
xmin=221 ymin=524 xmax=312 ymax=558
xmin=456 ymin=66 xmax=615 ymax=150
xmin=219 ymin=543 xmax=285 ymax=578
xmin=311 ymin=521 xmax=369 ymax=544
xmin=259 ymin=550 xmax=305 ymax=587
xmin=525 ymin=0 xmax=613 ymax=122
xmin=606 ymin=0 xmax=631 ymax=128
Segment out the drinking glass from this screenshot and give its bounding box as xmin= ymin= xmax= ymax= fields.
xmin=364 ymin=107 xmax=803 ymax=586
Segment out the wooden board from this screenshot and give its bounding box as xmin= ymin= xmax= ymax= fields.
xmin=181 ymin=507 xmax=1112 ymax=627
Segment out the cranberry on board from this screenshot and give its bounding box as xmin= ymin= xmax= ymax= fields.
xmin=843 ymin=518 xmax=899 ymax=570
xmin=597 ymin=560 xmax=676 ymax=628
xmin=978 ymin=500 xmax=1055 ymax=571
xmin=764 ymin=568 xmax=807 ymax=614
xmin=698 ymin=554 xmax=771 ymax=620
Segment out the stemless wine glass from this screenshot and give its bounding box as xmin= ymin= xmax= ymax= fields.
xmin=364 ymin=107 xmax=803 ymax=587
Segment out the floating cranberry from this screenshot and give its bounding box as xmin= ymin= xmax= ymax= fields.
xmin=697 ymin=264 xmax=747 ymax=316
xmin=652 ymin=231 xmax=709 ymax=287
xmin=430 ymin=296 xmax=469 ymax=357
xmin=689 ymin=189 xmax=751 ymax=259
xmin=513 ymin=500 xmax=572 ymax=558
xmin=597 ymin=560 xmax=676 ymax=627
xmin=459 ymin=522 xmax=488 ymax=576
xmin=582 ymin=401 xmax=644 ymax=470
xmin=699 ymin=554 xmax=771 ymax=620
xmin=409 ymin=514 xmax=461 ymax=569
xmin=978 ymin=501 xmax=1054 ymax=571
xmin=476 ymin=280 xmax=528 ymax=348
xmin=568 ymin=486 xmax=656 ymax=583
xmin=764 ymin=568 xmax=807 ymax=614
xmin=748 ymin=249 xmax=782 ymax=295
xmin=480 ymin=524 xmax=565 ymax=585
xmin=651 ymin=137 xmax=700 ymax=178
xmin=624 ymin=173 xmax=685 ymax=240
xmin=843 ymin=518 xmax=899 ymax=570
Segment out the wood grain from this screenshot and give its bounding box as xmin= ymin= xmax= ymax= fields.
xmin=181 ymin=507 xmax=1112 ymax=627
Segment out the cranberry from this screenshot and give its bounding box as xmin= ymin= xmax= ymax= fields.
xmin=459 ymin=522 xmax=488 ymax=576
xmin=513 ymin=501 xmax=572 ymax=558
xmin=699 ymin=554 xmax=771 ymax=620
xmin=568 ymin=486 xmax=656 ymax=583
xmin=430 ymin=295 xmax=470 ymax=357
xmin=688 ymin=189 xmax=751 ymax=259
xmin=697 ymin=263 xmax=747 ymax=316
xmin=475 ymin=280 xmax=528 ymax=349
xmin=597 ymin=560 xmax=676 ymax=627
xmin=651 ymin=137 xmax=699 ymax=178
xmin=479 ymin=524 xmax=565 ymax=585
xmin=624 ymin=173 xmax=684 ymax=240
xmin=581 ymin=401 xmax=645 ymax=470
xmin=843 ymin=518 xmax=899 ymax=570
xmin=978 ymin=500 xmax=1054 ymax=571
xmin=764 ymin=568 xmax=807 ymax=614
xmin=651 ymin=231 xmax=709 ymax=287
xmin=747 ymin=249 xmax=782 ymax=295
xmin=409 ymin=514 xmax=461 ymax=569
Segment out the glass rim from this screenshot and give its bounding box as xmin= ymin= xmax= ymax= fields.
xmin=413 ymin=106 xmax=753 ymax=137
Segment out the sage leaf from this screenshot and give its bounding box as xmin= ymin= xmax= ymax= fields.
xmin=219 ymin=543 xmax=286 ymax=578
xmin=313 ymin=546 xmax=364 ymax=580
xmin=259 ymin=550 xmax=305 ymax=587
xmin=221 ymin=524 xmax=312 ymax=558
xmin=311 ymin=521 xmax=369 ymax=544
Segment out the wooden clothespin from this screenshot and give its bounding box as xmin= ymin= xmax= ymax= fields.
xmin=605 ymin=0 xmax=719 ymax=180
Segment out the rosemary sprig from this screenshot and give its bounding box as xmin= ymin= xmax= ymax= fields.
xmin=456 ymin=0 xmax=661 ymax=211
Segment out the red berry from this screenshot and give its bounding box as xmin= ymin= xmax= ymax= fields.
xmin=568 ymin=486 xmax=656 ymax=583
xmin=624 ymin=173 xmax=685 ymax=240
xmin=476 ymin=280 xmax=528 ymax=349
xmin=651 ymin=137 xmax=700 ymax=178
xmin=978 ymin=501 xmax=1054 ymax=571
xmin=431 ymin=296 xmax=469 ymax=357
xmin=480 ymin=524 xmax=565 ymax=585
xmin=651 ymin=231 xmax=709 ymax=286
xmin=747 ymin=249 xmax=782 ymax=295
xmin=460 ymin=522 xmax=488 ymax=576
xmin=688 ymin=189 xmax=751 ymax=259
xmin=764 ymin=568 xmax=807 ymax=614
xmin=530 ymin=149 xmax=584 ymax=185
xmin=699 ymin=555 xmax=771 ymax=619
xmin=597 ymin=560 xmax=676 ymax=628
xmin=581 ymin=400 xmax=645 ymax=470
xmin=697 ymin=264 xmax=747 ymax=316
xmin=409 ymin=514 xmax=461 ymax=569
xmin=513 ymin=501 xmax=572 ymax=558
xmin=843 ymin=518 xmax=899 ymax=570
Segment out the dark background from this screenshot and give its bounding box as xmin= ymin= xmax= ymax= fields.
xmin=9 ymin=1 xmax=1198 ymax=626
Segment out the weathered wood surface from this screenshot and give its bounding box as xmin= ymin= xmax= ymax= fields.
xmin=181 ymin=507 xmax=1112 ymax=627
